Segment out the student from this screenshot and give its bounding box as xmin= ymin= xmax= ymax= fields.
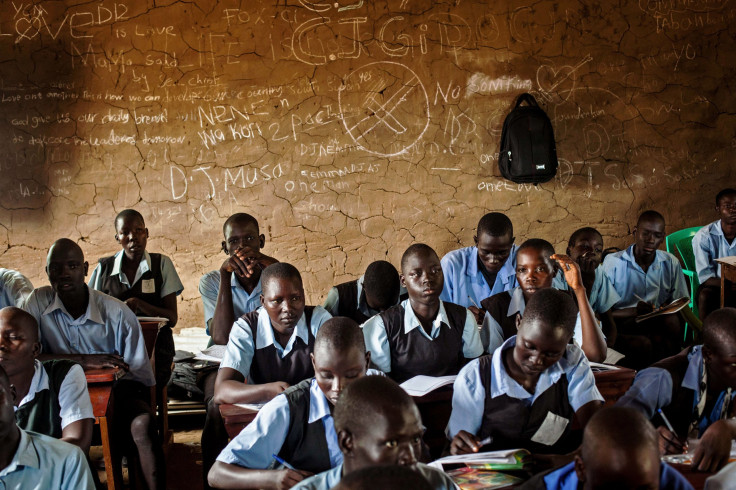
xmin=617 ymin=307 xmax=736 ymax=473
xmin=88 ymin=208 xmax=184 ymax=401
xmin=519 ymin=406 xmax=694 ymax=490
xmin=440 ymin=212 xmax=517 ymax=323
xmin=21 ymin=238 xmax=164 ymax=489
xmin=322 ymin=260 xmax=405 ymax=324
xmin=693 ymin=188 xmax=736 ymax=320
xmin=600 ymin=210 xmax=690 ymax=368
xmin=0 ymin=365 xmax=95 ymax=490
xmin=449 ymin=289 xmax=603 ymax=455
xmin=0 ymin=307 xmax=94 ymax=453
xmin=480 ymin=239 xmax=607 ymax=362
xmin=362 ymin=244 xmax=483 ymax=383
xmin=0 ymin=268 xmax=33 ymax=309
xmin=199 ymin=212 xmax=277 ymax=489
xmin=208 ymin=317 xmax=374 ymax=490
xmin=293 ymin=376 xmax=457 ymax=490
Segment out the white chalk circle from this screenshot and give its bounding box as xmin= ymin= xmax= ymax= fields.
xmin=338 ymin=61 xmax=430 ymax=157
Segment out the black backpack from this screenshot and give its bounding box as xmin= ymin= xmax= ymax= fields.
xmin=498 ymin=93 xmax=558 ymax=184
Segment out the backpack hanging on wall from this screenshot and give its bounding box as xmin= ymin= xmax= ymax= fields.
xmin=498 ymin=93 xmax=558 ymax=184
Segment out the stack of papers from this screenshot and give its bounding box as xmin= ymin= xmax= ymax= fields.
xmin=429 ymin=449 xmax=532 ymax=472
xmin=399 ymin=375 xmax=456 ymax=397
xmin=194 ymin=345 xmax=226 ymax=363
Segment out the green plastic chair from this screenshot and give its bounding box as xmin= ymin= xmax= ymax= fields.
xmin=665 ymin=226 xmax=703 ymax=342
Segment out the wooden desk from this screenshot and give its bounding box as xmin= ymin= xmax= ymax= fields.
xmin=138 ymin=318 xmax=171 ymax=444
xmin=716 ymin=257 xmax=736 ymax=307
xmin=671 ymin=463 xmax=712 ymax=490
xmin=85 ymin=367 xmax=124 ymax=490
xmin=593 ymin=367 xmax=636 ymax=406
xmin=219 ymin=403 xmax=260 ymax=439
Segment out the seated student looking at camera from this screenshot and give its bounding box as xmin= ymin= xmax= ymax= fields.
xmin=0 ymin=268 xmax=33 ymax=309
xmin=449 ymin=289 xmax=603 ymax=456
xmin=519 ymin=406 xmax=694 ymax=490
xmin=362 ymin=244 xmax=483 ymax=383
xmin=480 ymin=239 xmax=607 ymax=362
xmin=208 ymin=318 xmax=375 ymax=490
xmin=601 ymin=210 xmax=689 ymax=368
xmin=693 ymin=188 xmax=736 ymax=320
xmin=617 ymin=307 xmax=736 ymax=473
xmin=440 ymin=212 xmax=517 ymax=323
xmin=322 ymin=260 xmax=405 ymax=324
xmin=293 ymin=376 xmax=457 ymax=490
xmin=0 ymin=307 xmax=93 ymax=454
xmin=88 ymin=208 xmax=184 ymax=406
xmin=0 ymin=365 xmax=96 ymax=490
xmin=22 ymin=238 xmax=164 ymax=490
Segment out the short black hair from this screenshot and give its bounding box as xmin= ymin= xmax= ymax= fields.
xmin=703 ymin=307 xmax=736 ymax=354
xmin=582 ymin=407 xmax=657 ymax=462
xmin=518 ymin=238 xmax=556 ymax=259
xmin=0 ymin=307 xmax=39 ymax=343
xmin=637 ymin=210 xmax=665 ymax=227
xmin=522 ymin=288 xmax=578 ymax=338
xmin=261 ymin=263 xmax=302 ymax=292
xmin=477 ymin=212 xmax=513 ymax=238
xmin=47 ymin=238 xmax=84 ymax=264
xmin=567 ymin=227 xmax=603 ymax=249
xmin=400 ymin=243 xmax=438 ymax=271
xmin=314 ymin=317 xmax=366 ymax=355
xmin=334 ymin=376 xmax=417 ymax=435
xmin=115 ymin=209 xmax=145 ymax=227
xmin=222 ymin=213 xmax=259 ymax=237
xmin=363 ymin=261 xmax=400 ymax=308
xmin=334 ymin=465 xmax=433 ymax=490
xmin=716 ymin=188 xmax=736 ymax=206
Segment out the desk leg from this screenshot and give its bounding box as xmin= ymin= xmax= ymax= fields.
xmin=721 ymin=274 xmax=726 ymax=308
xmin=100 ymin=415 xmax=124 ymax=490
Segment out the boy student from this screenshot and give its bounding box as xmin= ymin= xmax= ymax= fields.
xmin=480 ymin=239 xmax=607 ymax=363
xmin=361 ymin=244 xmax=484 ymax=383
xmin=0 ymin=268 xmax=33 ymax=309
xmin=0 ymin=365 xmax=95 ymax=489
xmin=22 ymin=239 xmax=164 ymax=490
xmin=617 ymin=307 xmax=736 ymax=473
xmin=440 ymin=212 xmax=517 ymax=323
xmin=519 ymin=406 xmax=694 ymax=490
xmin=601 ymin=210 xmax=690 ymax=368
xmin=88 ymin=208 xmax=184 ymax=399
xmin=693 ymin=188 xmax=736 ymax=320
xmin=208 ymin=317 xmax=374 ymax=490
xmin=293 ymin=376 xmax=457 ymax=490
xmin=449 ymin=289 xmax=603 ymax=456
xmin=323 ymin=260 xmax=405 ymax=324
xmin=0 ymin=307 xmax=94 ymax=453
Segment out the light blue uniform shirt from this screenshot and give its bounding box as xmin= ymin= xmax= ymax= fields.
xmin=440 ymin=245 xmax=518 ymax=307
xmin=220 ymin=306 xmax=332 ymax=379
xmin=293 ymin=462 xmax=459 ymax=490
xmin=480 ymin=287 xmax=588 ymax=354
xmin=88 ymin=250 xmax=184 ymax=298
xmin=0 ymin=268 xmax=33 ymax=309
xmin=216 ymin=378 xmax=342 ymax=470
xmin=552 ymin=268 xmax=620 ymax=314
xmin=693 ymin=220 xmax=736 ymax=283
xmin=199 ymin=270 xmax=263 ymax=335
xmin=600 ymin=245 xmax=689 ymax=309
xmin=447 ymin=336 xmax=603 ymax=439
xmin=22 ymin=286 xmax=155 ymax=386
xmin=361 ymin=299 xmax=484 ymax=375
xmin=0 ymin=429 xmax=95 ymax=490
xmin=539 ymin=461 xmax=693 ymax=490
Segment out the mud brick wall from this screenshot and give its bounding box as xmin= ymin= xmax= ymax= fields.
xmin=0 ymin=0 xmax=734 ymax=330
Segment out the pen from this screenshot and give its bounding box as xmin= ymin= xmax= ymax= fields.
xmin=272 ymin=454 xmax=296 ymax=470
xmin=658 ymin=409 xmax=688 ymax=452
xmin=633 ymin=293 xmax=647 ymax=303
xmin=478 ymin=436 xmax=492 ymax=447
xmin=467 ymin=296 xmax=480 ymax=308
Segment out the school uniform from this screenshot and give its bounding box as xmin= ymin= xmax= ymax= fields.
xmin=322 ymin=274 xmax=407 ymax=324
xmin=480 ymin=287 xmax=588 ymax=354
xmin=220 ymin=305 xmax=332 ymax=383
xmin=518 ymin=461 xmax=694 ymax=490
xmin=292 ymin=462 xmax=458 ymax=490
xmin=693 ymin=220 xmax=736 ymax=284
xmin=0 ymin=429 xmax=95 ymax=490
xmin=199 ymin=270 xmax=263 ymax=336
xmin=617 ymin=346 xmax=734 ymax=439
xmin=89 ymin=250 xmax=184 ymax=387
xmin=0 ymin=267 xmax=34 ymax=309
xmin=448 ymin=337 xmax=603 ymax=454
xmin=440 ymin=245 xmax=518 ymax=308
xmin=361 ymin=299 xmax=483 ymax=383
xmin=14 ymin=359 xmax=94 ymax=438
xmin=551 ymin=268 xmax=621 ymax=314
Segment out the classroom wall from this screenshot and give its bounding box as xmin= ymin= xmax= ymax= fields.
xmin=0 ymin=0 xmax=734 ymax=331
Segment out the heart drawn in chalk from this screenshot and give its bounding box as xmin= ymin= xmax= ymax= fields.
xmin=536 ymin=54 xmax=593 ymax=104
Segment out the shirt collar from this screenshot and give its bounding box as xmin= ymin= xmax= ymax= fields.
xmin=622 ymin=244 xmax=665 ymax=269
xmin=468 ymin=245 xmax=518 ymax=281
xmin=15 ymin=360 xmax=47 ymax=410
xmin=507 ymin=287 xmax=526 ymax=316
xmin=42 ymin=285 xmax=105 ymax=325
xmin=402 ymin=299 xmax=450 ymax=335
xmin=255 ymin=307 xmax=310 ymax=353
xmin=111 ymin=250 xmax=151 ymax=286
xmin=308 ymin=378 xmax=332 ymax=424
xmin=230 ymin=273 xmax=263 ymax=299
xmin=682 ymin=345 xmax=704 ymax=391
xmin=0 ymin=430 xmax=39 ymax=477
xmin=489 ymin=336 xmax=565 ymax=400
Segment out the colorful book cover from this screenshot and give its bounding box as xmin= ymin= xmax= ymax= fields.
xmin=446 ymin=467 xmax=524 ymax=489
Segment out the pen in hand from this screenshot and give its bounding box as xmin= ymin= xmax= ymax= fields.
xmin=272 ymin=454 xmax=296 ymax=470
xmin=658 ymin=409 xmax=688 ymax=453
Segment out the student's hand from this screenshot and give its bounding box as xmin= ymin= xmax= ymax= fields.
xmin=636 ymin=301 xmax=655 ymax=315
xmin=273 ymin=468 xmax=313 ymax=490
xmin=124 ymin=297 xmax=140 ymax=314
xmin=576 ymin=250 xmax=600 ymax=274
xmin=468 ymin=306 xmax=485 ymax=325
xmin=551 ymin=254 xmax=584 ymax=291
xmin=265 ymin=381 xmax=290 ymax=398
xmin=78 ymin=354 xmax=129 ymax=371
xmin=450 ymin=430 xmax=482 ymax=455
xmin=657 ymin=426 xmax=686 ymax=455
xmin=691 ymin=420 xmax=732 ymax=472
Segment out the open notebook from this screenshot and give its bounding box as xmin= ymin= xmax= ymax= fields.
xmin=399 ymin=375 xmax=456 ymax=397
